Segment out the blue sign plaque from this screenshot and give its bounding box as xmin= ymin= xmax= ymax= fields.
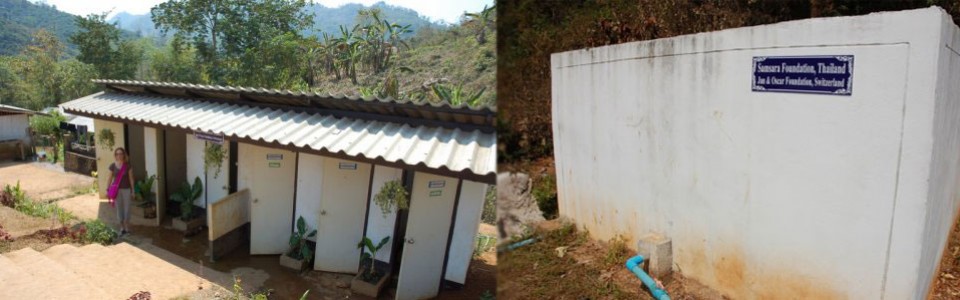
xmin=752 ymin=55 xmax=854 ymax=96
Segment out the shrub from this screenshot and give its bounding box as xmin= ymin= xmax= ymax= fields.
xmin=83 ymin=219 xmax=117 ymax=245
xmin=532 ymin=174 xmax=558 ymax=219
xmin=3 ymin=182 xmax=75 ymax=224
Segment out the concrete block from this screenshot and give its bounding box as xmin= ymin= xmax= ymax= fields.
xmin=637 ymin=234 xmax=672 ymax=279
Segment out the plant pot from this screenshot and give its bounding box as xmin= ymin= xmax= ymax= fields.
xmin=351 ymin=273 xmax=390 ymax=298
xmin=172 ymin=217 xmax=205 ymax=232
xmin=143 ymin=205 xmax=157 ymax=219
xmin=279 ymin=254 xmax=307 ymax=271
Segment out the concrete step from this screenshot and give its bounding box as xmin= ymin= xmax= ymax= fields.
xmin=63 ymin=245 xmax=143 ymax=298
xmin=3 ymin=247 xmax=105 ymax=299
xmin=44 ymin=243 xmax=150 ymax=298
xmin=110 ymin=242 xmax=229 ymax=298
xmin=0 ymin=253 xmax=49 ymax=299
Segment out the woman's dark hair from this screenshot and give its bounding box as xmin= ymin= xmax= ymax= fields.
xmin=114 ymin=147 xmax=127 ymax=157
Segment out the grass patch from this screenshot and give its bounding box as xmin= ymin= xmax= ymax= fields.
xmin=475 ymin=234 xmax=497 ymax=258
xmin=498 ymin=222 xmax=635 ymax=299
xmin=3 ymin=181 xmax=76 ymax=223
xmin=532 ymin=174 xmax=558 ymax=219
xmin=482 ymin=185 xmax=496 ymax=224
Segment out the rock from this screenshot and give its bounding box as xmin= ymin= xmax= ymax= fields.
xmin=496 ymin=172 xmax=545 ymax=243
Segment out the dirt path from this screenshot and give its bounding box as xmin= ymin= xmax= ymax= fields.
xmin=0 ymin=162 xmax=94 ymax=201
xmin=0 ymin=206 xmax=53 ymax=238
xmin=930 ymin=214 xmax=960 ymax=298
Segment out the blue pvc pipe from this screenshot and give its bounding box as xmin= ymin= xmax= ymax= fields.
xmin=626 ymin=255 xmax=671 ymax=300
xmin=502 ymin=237 xmax=538 ymax=252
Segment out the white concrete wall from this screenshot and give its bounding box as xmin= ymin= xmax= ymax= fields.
xmin=143 ymin=127 xmax=159 ymax=194
xmin=913 ymin=12 xmax=960 ymax=300
xmin=445 ymin=180 xmax=487 ymax=284
xmin=93 ymin=119 xmax=125 ymax=198
xmin=0 ymin=114 xmax=29 ymax=141
xmin=551 ymin=7 xmax=957 ymax=299
xmin=365 ymin=165 xmax=403 ymax=263
xmin=185 ymin=134 xmax=205 ymax=207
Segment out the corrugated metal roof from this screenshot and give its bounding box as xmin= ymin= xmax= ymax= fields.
xmin=0 ymin=104 xmax=42 ymax=115
xmin=94 ymin=79 xmax=496 ymax=128
xmin=61 ymin=92 xmax=496 ymax=181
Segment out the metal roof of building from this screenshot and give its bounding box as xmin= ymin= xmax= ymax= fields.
xmin=61 ymin=91 xmax=496 ymax=182
xmin=94 ymin=79 xmax=496 ymax=130
xmin=0 ymin=104 xmax=42 ymax=115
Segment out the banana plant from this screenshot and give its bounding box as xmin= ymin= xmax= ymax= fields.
xmin=357 ymin=236 xmax=391 ymax=281
xmin=432 ymin=83 xmax=486 ymax=107
xmin=170 ymin=177 xmax=203 ymax=221
xmin=465 ymin=5 xmax=496 ymax=44
xmin=288 ymin=216 xmax=317 ymax=261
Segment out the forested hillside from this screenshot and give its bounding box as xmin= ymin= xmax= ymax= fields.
xmin=110 ymin=1 xmax=441 ymax=40
xmin=0 ymin=0 xmax=77 ymax=55
xmin=0 ymin=0 xmax=495 ymax=113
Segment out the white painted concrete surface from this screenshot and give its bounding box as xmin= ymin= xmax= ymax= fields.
xmin=0 ymin=114 xmax=29 ymax=141
xmin=365 ymin=165 xmax=403 ymax=263
xmin=185 ymin=134 xmax=205 ymax=207
xmin=551 ymin=7 xmax=960 ymax=299
xmin=445 ymin=180 xmax=487 ymax=284
xmin=93 ymin=119 xmax=125 ymax=198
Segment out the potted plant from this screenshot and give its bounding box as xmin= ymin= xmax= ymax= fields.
xmin=351 ymin=236 xmax=391 ymax=297
xmin=135 ymin=174 xmax=158 ymax=219
xmin=373 ymin=179 xmax=409 ymax=217
xmin=170 ymin=177 xmax=204 ymax=232
xmin=280 ymin=216 xmax=316 ymax=271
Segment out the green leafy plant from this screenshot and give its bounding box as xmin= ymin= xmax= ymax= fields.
xmin=474 ymin=234 xmax=497 ymax=258
xmin=533 ymin=174 xmax=558 ymax=220
xmin=357 ymin=236 xmax=391 ymax=282
xmin=287 ymin=216 xmax=317 ymax=262
xmin=373 ymin=180 xmax=408 ymax=217
xmin=29 ymin=111 xmax=67 ymax=163
xmin=2 ymin=181 xmax=25 ymax=208
xmin=82 ymin=219 xmax=117 ymax=245
xmin=170 ymin=177 xmax=203 ymax=221
xmin=3 ymin=181 xmax=75 ymax=224
xmin=134 ymin=174 xmax=158 ymax=206
xmin=204 ymin=143 xmax=226 ymax=179
xmin=480 ymin=290 xmax=495 ymax=300
xmin=431 ymin=83 xmax=486 ymax=107
xmin=97 ymin=128 xmax=115 ymax=151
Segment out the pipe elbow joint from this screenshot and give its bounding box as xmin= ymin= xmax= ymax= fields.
xmin=626 ymin=254 xmax=645 ymax=270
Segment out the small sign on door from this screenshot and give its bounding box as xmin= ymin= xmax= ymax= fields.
xmin=266 ymin=154 xmax=283 ymax=161
xmin=428 ymin=180 xmax=445 ymax=189
xmin=430 ymin=190 xmax=442 ymax=197
xmin=339 ymin=162 xmax=358 ymax=170
xmin=268 ymin=162 xmax=281 ymax=168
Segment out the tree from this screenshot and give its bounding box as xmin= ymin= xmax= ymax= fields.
xmin=151 ymin=0 xmax=312 ymax=84
xmin=70 ymin=12 xmax=143 ymax=80
xmin=29 ymin=110 xmax=67 ymax=163
xmin=149 ymin=36 xmax=203 ymax=83
xmin=465 ymin=5 xmax=495 ymax=44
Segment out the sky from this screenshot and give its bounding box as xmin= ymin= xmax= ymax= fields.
xmin=36 ymin=0 xmax=493 ymax=24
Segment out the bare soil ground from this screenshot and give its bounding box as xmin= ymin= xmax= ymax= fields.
xmin=0 ymin=161 xmax=94 ymax=201
xmin=499 ymin=220 xmax=724 ymax=300
xmin=931 ymin=214 xmax=960 ymax=299
xmin=0 ymin=206 xmax=55 ymax=238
